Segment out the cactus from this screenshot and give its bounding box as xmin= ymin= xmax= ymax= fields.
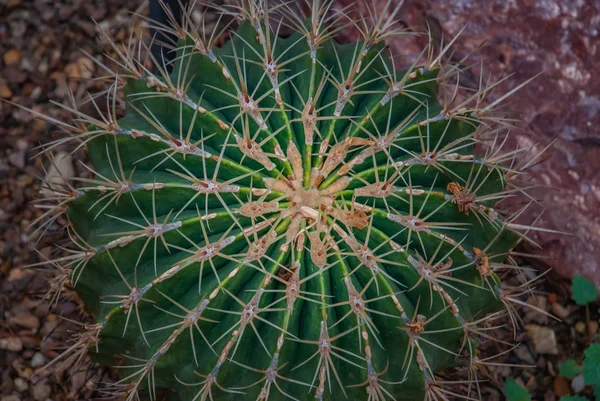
xmin=29 ymin=1 xmax=542 ymax=400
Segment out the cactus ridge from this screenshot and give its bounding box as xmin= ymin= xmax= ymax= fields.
xmin=28 ymin=1 xmax=541 ymax=400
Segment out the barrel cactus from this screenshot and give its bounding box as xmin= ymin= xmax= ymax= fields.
xmin=31 ymin=0 xmax=539 ymax=400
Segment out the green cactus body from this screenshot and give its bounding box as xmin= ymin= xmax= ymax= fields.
xmin=44 ymin=1 xmax=525 ymax=400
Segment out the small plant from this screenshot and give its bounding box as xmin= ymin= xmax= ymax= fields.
xmin=583 ymin=344 xmax=600 ymax=399
xmin=554 ymin=343 xmax=600 ymax=401
xmin=572 ymin=274 xmax=598 ymax=336
xmin=504 ymin=378 xmax=532 ymax=401
xmin=571 ymin=275 xmax=598 ymax=306
xmin=25 ymin=0 xmax=543 ymax=400
xmin=547 ymin=275 xmax=600 ymax=401
xmin=503 ymin=377 xmax=594 ymax=401
xmin=560 ymin=359 xmax=581 ymax=378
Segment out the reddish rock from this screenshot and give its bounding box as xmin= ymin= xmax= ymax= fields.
xmin=9 ymin=311 xmax=40 ymax=330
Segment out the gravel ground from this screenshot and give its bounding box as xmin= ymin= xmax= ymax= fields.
xmin=0 ymin=1 xmax=144 ymax=399
xmin=0 ymin=1 xmax=598 ymax=400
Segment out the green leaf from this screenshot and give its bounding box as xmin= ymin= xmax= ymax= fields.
xmin=572 ymin=275 xmax=598 ymax=306
xmin=583 ymin=343 xmax=600 ymax=385
xmin=504 ymin=378 xmax=531 ymax=401
xmin=560 ymin=396 xmax=589 ymax=401
xmin=560 ymin=359 xmax=580 ymax=378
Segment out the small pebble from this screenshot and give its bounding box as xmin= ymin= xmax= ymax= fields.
xmin=0 ymin=337 xmax=23 ymax=352
xmin=4 ymin=48 xmax=21 ymax=65
xmin=551 ymin=302 xmax=570 ymax=320
xmin=590 ymin=321 xmax=599 ymax=334
xmin=515 ymin=345 xmax=536 ymax=365
xmin=7 ymin=268 xmax=27 ymax=283
xmin=30 ymin=352 xmax=46 ymax=368
xmin=526 ymin=295 xmax=549 ymax=324
xmin=526 ymin=324 xmax=558 ymax=355
xmin=13 ymin=378 xmax=28 ymax=392
xmin=1 ymin=395 xmax=21 ymax=401
xmin=571 ymin=374 xmax=585 ymax=393
xmin=13 ymin=360 xmax=33 ymax=379
xmin=526 ymin=375 xmax=537 ymax=390
xmin=31 ymin=382 xmax=51 ymax=401
xmin=41 ymin=152 xmax=74 ymax=198
xmin=41 ymin=320 xmax=58 ymax=337
xmin=10 ymin=311 xmax=40 ymax=330
xmin=0 ymin=81 xmax=12 ymax=99
xmin=554 ymin=375 xmax=570 ymax=397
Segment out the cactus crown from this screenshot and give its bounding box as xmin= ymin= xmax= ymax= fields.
xmin=30 ymin=1 xmax=541 ymax=400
